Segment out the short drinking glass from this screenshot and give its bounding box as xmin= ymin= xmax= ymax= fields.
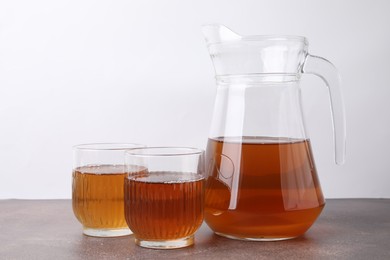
xmin=72 ymin=143 xmax=145 ymax=237
xmin=124 ymin=147 xmax=205 ymax=249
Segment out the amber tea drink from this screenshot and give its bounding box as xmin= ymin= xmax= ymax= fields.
xmin=124 ymin=147 xmax=205 ymax=249
xmin=72 ymin=143 xmax=144 ymax=237
xmin=205 ymin=137 xmax=324 ymax=240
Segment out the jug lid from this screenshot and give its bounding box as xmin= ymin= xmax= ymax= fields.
xmin=202 ymin=24 xmax=309 ymax=76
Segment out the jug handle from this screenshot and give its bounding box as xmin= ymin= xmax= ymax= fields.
xmin=302 ymin=54 xmax=346 ymax=165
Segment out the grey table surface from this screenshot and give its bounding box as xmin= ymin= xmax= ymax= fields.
xmin=0 ymin=199 xmax=389 ymax=259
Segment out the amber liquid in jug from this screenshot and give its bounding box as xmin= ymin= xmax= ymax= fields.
xmin=205 ymin=136 xmax=325 ymax=240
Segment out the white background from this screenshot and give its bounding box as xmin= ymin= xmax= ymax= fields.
xmin=0 ymin=0 xmax=389 ymax=199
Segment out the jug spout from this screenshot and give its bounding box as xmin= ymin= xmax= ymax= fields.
xmin=202 ymin=24 xmax=242 ymax=46
xmin=202 ymin=24 xmax=308 ymax=77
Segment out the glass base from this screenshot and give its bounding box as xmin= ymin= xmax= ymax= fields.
xmin=135 ymin=235 xmax=194 ymax=249
xmin=215 ymin=232 xmax=296 ymax=241
xmin=83 ymin=227 xmax=132 ymax=237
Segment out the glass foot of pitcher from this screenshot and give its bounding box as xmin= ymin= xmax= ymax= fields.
xmin=215 ymin=232 xmax=297 ymax=241
xmin=83 ymin=227 xmax=132 ymax=237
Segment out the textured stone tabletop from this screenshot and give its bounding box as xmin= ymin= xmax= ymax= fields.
xmin=0 ymin=199 xmax=389 ymax=259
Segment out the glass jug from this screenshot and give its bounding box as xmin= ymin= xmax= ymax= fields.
xmin=202 ymin=24 xmax=346 ymax=241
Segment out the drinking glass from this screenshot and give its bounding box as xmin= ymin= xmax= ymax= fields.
xmin=124 ymin=147 xmax=205 ymax=249
xmin=72 ymin=143 xmax=145 ymax=237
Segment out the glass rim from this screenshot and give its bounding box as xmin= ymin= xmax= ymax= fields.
xmin=125 ymin=147 xmax=204 ymax=157
xmin=73 ymin=143 xmax=145 ymax=151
